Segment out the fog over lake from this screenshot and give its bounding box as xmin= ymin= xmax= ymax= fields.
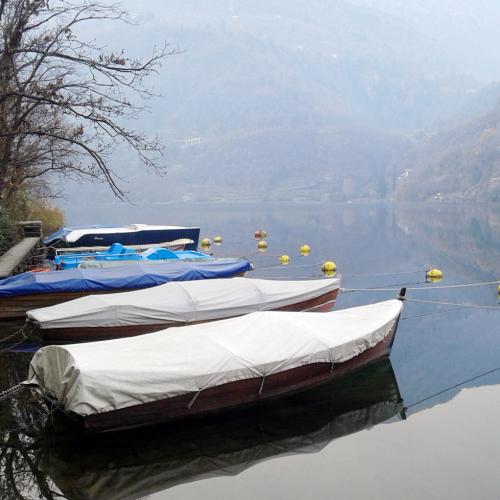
xmin=3 ymin=1 xmax=500 ymax=498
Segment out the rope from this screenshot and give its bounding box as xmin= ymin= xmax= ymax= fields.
xmin=303 ymin=298 xmax=338 ymax=312
xmin=0 ymin=325 xmax=28 ymax=352
xmin=401 ymin=308 xmax=458 ymax=321
xmin=404 ymin=365 xmax=500 ymax=411
xmin=250 ymin=275 xmax=327 ymax=280
xmin=0 ymin=383 xmax=26 ymax=402
xmin=408 ymin=280 xmax=500 ymax=290
xmin=343 ymin=269 xmax=426 ymax=278
xmin=342 ymin=279 xmax=500 ymax=293
xmin=341 ymin=283 xmax=424 ymax=293
xmin=253 ymin=261 xmax=323 ymax=271
xmin=254 ymin=264 xmax=431 ymax=279
xmin=403 ymin=297 xmax=500 ymax=310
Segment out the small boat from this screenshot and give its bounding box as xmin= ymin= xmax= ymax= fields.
xmin=40 ymin=360 xmax=402 ymax=500
xmin=44 ymin=224 xmax=200 ymax=251
xmin=27 ymin=277 xmax=341 ymax=342
xmin=25 ymin=291 xmax=405 ymax=433
xmin=53 ymin=243 xmax=211 ymax=269
xmin=0 ymin=259 xmax=252 ymax=320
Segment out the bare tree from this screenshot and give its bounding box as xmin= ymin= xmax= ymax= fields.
xmin=0 ymin=0 xmax=175 ymax=205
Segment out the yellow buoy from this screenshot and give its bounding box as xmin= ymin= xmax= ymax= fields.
xmin=321 ymin=261 xmax=337 ymax=274
xmin=279 ymin=255 xmax=290 ymax=265
xmin=200 ymin=237 xmax=211 ymax=248
xmin=213 ymin=235 xmax=222 ymax=245
xmin=497 ymin=284 xmax=500 ymax=296
xmin=257 ymin=240 xmax=268 ymax=252
xmin=428 ymin=276 xmax=442 ymax=284
xmin=300 ymin=244 xmax=311 ymax=256
xmin=254 ymin=230 xmax=267 ymax=240
xmin=426 ymin=268 xmax=443 ymax=281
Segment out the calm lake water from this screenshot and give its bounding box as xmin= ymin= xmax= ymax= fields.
xmin=2 ymin=201 xmax=500 ymax=499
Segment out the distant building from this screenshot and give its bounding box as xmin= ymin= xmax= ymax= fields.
xmin=178 ymin=137 xmax=201 ymax=148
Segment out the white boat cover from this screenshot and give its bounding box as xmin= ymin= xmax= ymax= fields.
xmin=26 ymin=299 xmax=403 ymax=417
xmin=26 ymin=277 xmax=341 ymax=329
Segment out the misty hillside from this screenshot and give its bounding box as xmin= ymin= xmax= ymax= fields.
xmin=60 ymin=1 xmax=500 ymax=204
xmin=351 ymin=0 xmax=500 ymax=83
xmin=395 ymin=98 xmax=500 ymax=202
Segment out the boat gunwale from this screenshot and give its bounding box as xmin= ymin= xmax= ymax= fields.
xmin=41 ymin=314 xmax=401 ymax=434
xmin=32 ymin=285 xmax=341 ymax=342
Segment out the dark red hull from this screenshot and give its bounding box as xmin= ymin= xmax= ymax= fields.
xmin=37 ymin=288 xmax=340 ymax=342
xmin=0 ymin=273 xmax=248 ymax=320
xmin=72 ymin=315 xmax=399 ymax=433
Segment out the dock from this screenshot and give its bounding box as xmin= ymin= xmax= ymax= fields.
xmin=0 ymin=221 xmax=43 ymax=279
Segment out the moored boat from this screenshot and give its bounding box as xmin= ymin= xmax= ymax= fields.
xmin=27 ymin=276 xmax=341 ymax=342
xmin=25 ymin=292 xmax=405 ymax=433
xmin=0 ymin=259 xmax=252 ymax=320
xmin=53 ymin=238 xmax=194 ymax=255
xmin=41 ymin=359 xmax=402 ymax=500
xmin=44 ymin=224 xmax=200 ymax=252
xmin=53 ymin=243 xmax=211 ymax=269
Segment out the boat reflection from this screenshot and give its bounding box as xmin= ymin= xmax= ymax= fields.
xmin=41 ymin=359 xmax=403 ymax=500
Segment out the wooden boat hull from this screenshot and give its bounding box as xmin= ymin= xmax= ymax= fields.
xmin=0 ymin=288 xmax=158 ymax=320
xmin=0 ymin=273 xmax=248 ymax=321
xmin=59 ymin=314 xmax=399 ymax=434
xmin=42 ymin=359 xmax=401 ymax=500
xmin=36 ymin=288 xmax=340 ymax=343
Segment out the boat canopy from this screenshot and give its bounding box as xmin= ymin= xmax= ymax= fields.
xmin=27 ymin=277 xmax=341 ymax=329
xmin=0 ymin=259 xmax=251 ymax=297
xmin=26 ymin=299 xmax=403 ymax=416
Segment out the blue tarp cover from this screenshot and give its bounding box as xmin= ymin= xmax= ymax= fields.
xmin=0 ymin=259 xmax=252 ymax=297
xmin=52 ymin=245 xmax=211 ymax=268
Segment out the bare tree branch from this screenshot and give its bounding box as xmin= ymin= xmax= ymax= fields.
xmin=0 ymin=0 xmax=178 ymax=204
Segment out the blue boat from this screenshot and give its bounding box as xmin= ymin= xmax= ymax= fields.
xmin=53 ymin=243 xmax=211 ymax=269
xmin=44 ymin=224 xmax=200 ymax=251
xmin=0 ymin=259 xmax=252 ymax=319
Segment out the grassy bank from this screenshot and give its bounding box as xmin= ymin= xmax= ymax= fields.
xmin=0 ymin=197 xmax=64 ymax=254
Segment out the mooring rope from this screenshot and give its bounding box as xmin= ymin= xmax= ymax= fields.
xmin=0 ymin=383 xmax=26 ymax=403
xmin=403 ymin=297 xmax=500 ymax=310
xmin=254 ymin=262 xmax=322 ymax=271
xmin=342 ymin=279 xmax=500 ymax=293
xmin=404 ymin=365 xmax=500 ymax=411
xmin=401 ymin=308 xmax=459 ymax=321
xmin=341 ymin=282 xmax=426 ymax=293
xmin=408 ymin=280 xmax=500 ymax=290
xmin=250 ymin=275 xmax=326 ymax=280
xmin=303 ymin=298 xmax=338 ymax=312
xmin=0 ymin=325 xmax=28 ymax=352
xmin=343 ymin=269 xmax=427 ymax=278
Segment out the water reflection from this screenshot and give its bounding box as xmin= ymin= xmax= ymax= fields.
xmin=45 ymin=360 xmax=401 ymax=500
xmin=3 ymin=201 xmax=500 ymax=498
xmin=395 ymin=203 xmax=500 ymax=277
xmin=0 ymin=351 xmax=60 ymax=499
xmin=1 ymin=360 xmax=402 ymax=500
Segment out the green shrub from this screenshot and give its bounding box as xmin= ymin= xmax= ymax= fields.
xmin=0 ymin=211 xmax=19 ymax=254
xmin=26 ymin=201 xmax=64 ymax=235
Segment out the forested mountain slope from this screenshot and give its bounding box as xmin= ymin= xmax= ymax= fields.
xmin=395 ymin=95 xmax=500 ymax=202
xmin=59 ymin=0 xmax=489 ymax=203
